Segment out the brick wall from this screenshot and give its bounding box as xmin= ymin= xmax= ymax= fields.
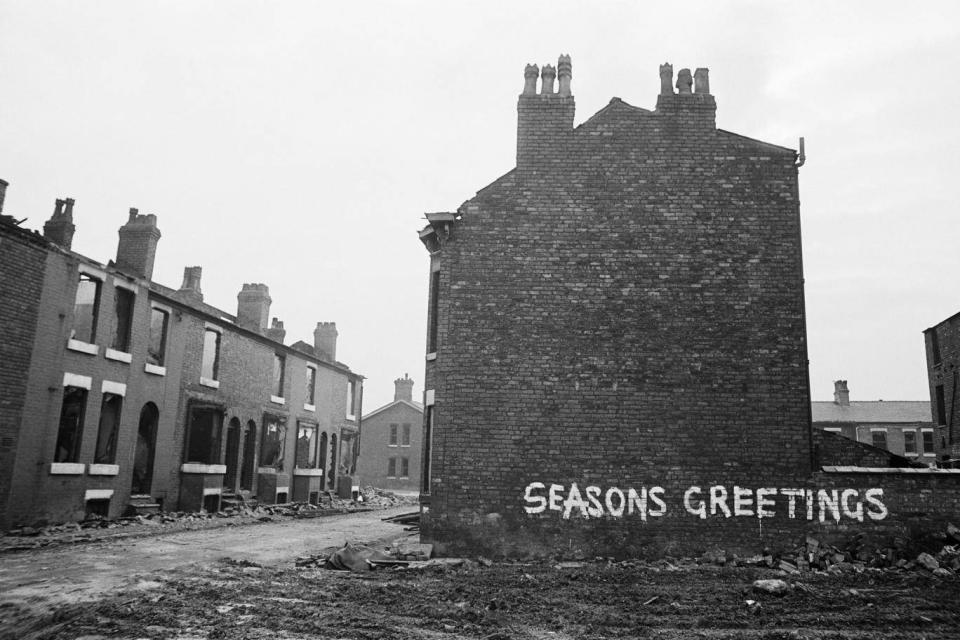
xmin=925 ymin=315 xmax=960 ymax=461
xmin=421 ymin=65 xmax=815 ymax=557
xmin=0 ymin=224 xmax=47 ymax=529
xmin=356 ymin=402 xmax=422 ymax=491
xmin=813 ymin=429 xmax=914 ymax=468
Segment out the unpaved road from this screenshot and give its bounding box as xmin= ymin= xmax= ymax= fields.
xmin=0 ymin=506 xmax=413 ymax=616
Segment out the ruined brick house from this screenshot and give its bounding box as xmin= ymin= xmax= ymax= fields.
xmin=925 ymin=312 xmax=960 ymax=466
xmin=417 ymin=57 xmax=960 ymax=557
xmin=356 ymin=374 xmax=423 ymax=493
xmin=0 ymin=183 xmax=363 ymax=529
xmin=812 ymin=381 xmax=935 ymax=465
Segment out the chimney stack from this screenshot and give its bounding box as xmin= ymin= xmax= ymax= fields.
xmin=516 ymin=54 xmax=576 ymax=172
xmin=266 ymin=317 xmax=286 ymax=343
xmin=116 ymin=208 xmax=161 ymax=279
xmin=833 ymin=380 xmax=850 ymax=407
xmin=655 ymin=62 xmax=716 ymax=129
xmin=314 ymin=322 xmax=338 ymax=362
xmin=394 ymin=373 xmax=414 ymax=403
xmin=43 ymin=197 xmax=77 ymax=249
xmin=178 ymin=266 xmax=203 ymax=302
xmin=236 ymin=283 xmax=272 ymax=332
xmin=0 ymin=179 xmax=8 ymax=215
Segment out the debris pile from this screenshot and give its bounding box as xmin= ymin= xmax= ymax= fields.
xmin=296 ymin=541 xmax=436 ymax=571
xmin=360 ymin=486 xmax=418 ymax=508
xmin=700 ymin=524 xmax=960 ymax=577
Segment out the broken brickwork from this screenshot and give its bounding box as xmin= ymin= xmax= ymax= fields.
xmin=419 ymin=57 xmax=960 ymax=558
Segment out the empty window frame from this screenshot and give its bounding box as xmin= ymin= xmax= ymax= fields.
xmin=346 ymin=379 xmax=357 ymax=419
xmin=273 ymin=354 xmax=286 ymax=398
xmin=389 ymin=423 xmax=398 ymax=446
xmin=305 ymin=366 xmax=316 ymax=406
xmin=903 ymin=430 xmax=918 ymax=455
xmin=111 ymin=287 xmax=135 ymax=353
xmin=401 ymin=423 xmax=411 ymax=447
xmin=931 ymin=328 xmax=942 ymax=366
xmin=870 ymin=429 xmax=888 ymax=450
xmin=427 ymin=269 xmax=440 ymax=353
xmin=400 ymin=457 xmax=409 ymax=479
xmin=54 ymin=387 xmax=88 ymax=463
xmin=387 ymin=457 xmax=397 ymax=478
xmin=260 ymin=414 xmax=287 ymax=469
xmin=94 ymin=393 xmax=123 ymax=464
xmin=421 ymin=405 xmax=433 ymax=494
xmin=184 ymin=405 xmax=224 ymax=465
xmin=147 ymin=307 xmax=169 ymax=366
xmin=295 ymin=422 xmax=318 ymax=469
xmin=72 ymin=274 xmax=101 ymax=344
xmin=922 ymin=429 xmax=935 ymax=455
xmin=201 ymin=328 xmax=221 ymax=382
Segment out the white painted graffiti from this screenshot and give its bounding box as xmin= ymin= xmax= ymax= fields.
xmin=522 ymin=483 xmax=888 ymax=522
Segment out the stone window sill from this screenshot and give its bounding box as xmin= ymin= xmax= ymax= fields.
xmin=50 ymin=462 xmax=85 ymax=475
xmin=180 ymin=463 xmax=227 ymax=474
xmin=105 ymin=348 xmax=132 ymax=363
xmin=426 ymin=352 xmax=437 ymax=361
xmin=200 ymin=377 xmax=220 ymax=389
xmin=303 ymin=403 xmax=316 ymax=412
xmin=293 ymin=468 xmax=324 ymax=477
xmin=145 ymin=363 xmax=166 ymax=376
xmin=85 ymin=489 xmax=114 ymax=500
xmin=270 ymin=395 xmax=285 ymax=405
xmin=88 ymin=464 xmax=120 ymax=476
xmin=67 ymin=339 xmax=99 ymax=356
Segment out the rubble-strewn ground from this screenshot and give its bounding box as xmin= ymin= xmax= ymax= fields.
xmin=6 ymin=552 xmax=960 ymax=639
xmin=3 ymin=494 xmax=958 ymax=640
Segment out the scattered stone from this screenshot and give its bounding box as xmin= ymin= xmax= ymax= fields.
xmin=916 ymin=553 xmax=940 ymax=571
xmin=753 ymin=579 xmax=790 ymax=595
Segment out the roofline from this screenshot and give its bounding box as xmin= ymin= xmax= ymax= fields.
xmin=362 ymin=398 xmax=423 ymax=421
xmin=925 ymin=309 xmax=960 ymax=332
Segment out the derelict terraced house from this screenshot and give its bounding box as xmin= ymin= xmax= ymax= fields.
xmin=0 ymin=185 xmax=363 ymax=529
xmin=419 ymin=54 xmax=960 ymax=560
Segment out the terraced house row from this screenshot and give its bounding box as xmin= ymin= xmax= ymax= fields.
xmin=0 ymin=180 xmax=363 ymax=529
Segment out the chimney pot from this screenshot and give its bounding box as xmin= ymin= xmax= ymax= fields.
xmin=557 ymin=54 xmax=572 ymax=97
xmin=540 ymin=64 xmax=557 ymax=94
xmin=659 ymin=63 xmax=674 ymax=96
xmin=676 ymin=68 xmax=693 ymax=94
xmin=694 ymin=68 xmax=710 ymax=94
xmin=266 ymin=316 xmax=286 ymax=343
xmin=522 ymin=63 xmax=539 ymax=95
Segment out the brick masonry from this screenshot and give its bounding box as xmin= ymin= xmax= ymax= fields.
xmin=925 ymin=313 xmax=960 ymax=462
xmin=419 ymin=59 xmax=960 ymax=558
xmin=356 ymin=400 xmax=423 ymax=492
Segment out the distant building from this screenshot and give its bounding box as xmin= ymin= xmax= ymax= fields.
xmin=357 ymin=374 xmax=423 ymax=493
xmin=812 ymin=381 xmax=934 ymax=465
xmin=925 ymin=313 xmax=960 ymax=466
xmin=0 ymin=181 xmax=363 ymax=529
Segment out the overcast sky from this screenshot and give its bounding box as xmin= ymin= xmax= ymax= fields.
xmin=2 ymin=1 xmax=958 ymax=410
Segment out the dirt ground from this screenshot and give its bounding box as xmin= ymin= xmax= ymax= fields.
xmin=5 ymin=549 xmax=959 ymax=639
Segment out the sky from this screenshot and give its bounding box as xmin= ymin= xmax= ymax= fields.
xmin=2 ymin=1 xmax=958 ymax=409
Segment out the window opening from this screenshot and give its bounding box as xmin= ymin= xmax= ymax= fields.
xmin=185 ymin=405 xmax=224 ymax=465
xmin=305 ymin=366 xmax=316 ymax=405
xmin=201 ymin=329 xmax=221 ymax=381
xmin=402 ymin=423 xmax=411 ymax=446
xmin=72 ymin=274 xmax=101 ymax=343
xmin=428 ymin=270 xmax=440 ymax=352
xmin=94 ymin=393 xmax=123 ymax=464
xmin=273 ymin=353 xmax=285 ymax=398
xmin=111 ymin=287 xmax=135 ymax=352
xmin=296 ymin=422 xmax=318 ymax=468
xmin=147 ymin=308 xmax=169 ymax=366
xmin=389 ymin=423 xmax=398 ymax=446
xmin=260 ymin=414 xmax=287 ymax=469
xmin=904 ymin=430 xmax=917 ymax=455
xmin=55 ymin=386 xmax=88 ymax=463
